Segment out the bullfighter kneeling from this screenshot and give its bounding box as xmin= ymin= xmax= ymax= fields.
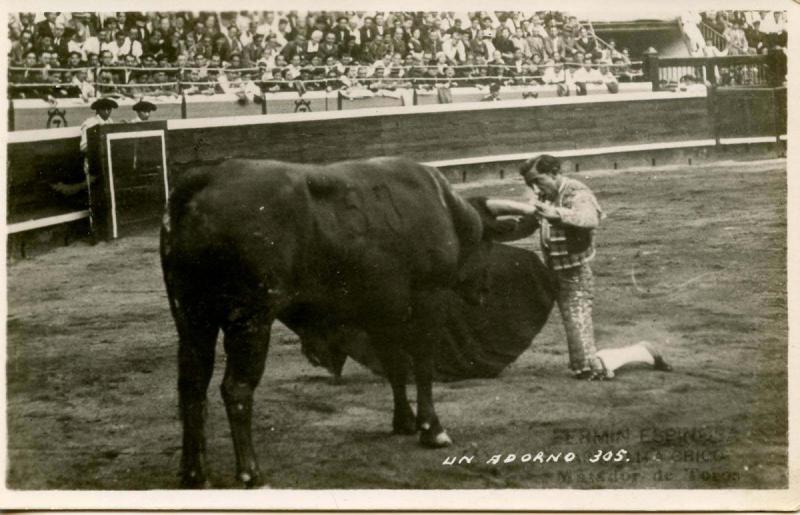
xmin=486 ymin=154 xmax=672 ymax=380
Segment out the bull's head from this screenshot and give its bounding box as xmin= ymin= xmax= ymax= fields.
xmin=456 ymin=196 xmax=539 ymax=306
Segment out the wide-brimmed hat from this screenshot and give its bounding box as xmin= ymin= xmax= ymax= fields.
xmin=90 ymin=97 xmax=118 ymax=110
xmin=132 ymin=99 xmax=157 ymax=112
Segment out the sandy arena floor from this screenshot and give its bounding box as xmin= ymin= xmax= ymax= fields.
xmin=6 ymin=159 xmax=787 ymax=489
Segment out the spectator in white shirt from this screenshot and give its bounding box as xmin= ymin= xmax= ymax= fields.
xmin=106 ymin=31 xmax=128 ymax=62
xmin=443 ymin=30 xmax=467 ymax=64
xmin=571 ymin=57 xmax=603 ymax=95
xmin=121 ymin=27 xmax=144 ymax=58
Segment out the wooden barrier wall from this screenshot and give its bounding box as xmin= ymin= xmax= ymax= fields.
xmin=714 ymin=86 xmax=786 ymax=139
xmin=7 ymin=129 xmax=85 ymax=223
xmin=6 ymin=88 xmax=786 ymax=227
xmin=166 ymin=92 xmax=712 ymax=168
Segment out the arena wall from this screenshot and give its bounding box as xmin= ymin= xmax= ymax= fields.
xmin=165 ymin=91 xmax=712 ymax=167
xmin=6 ymin=87 xmax=787 ymax=248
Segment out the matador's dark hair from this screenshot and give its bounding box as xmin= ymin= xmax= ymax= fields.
xmin=519 ymin=154 xmax=562 ymax=177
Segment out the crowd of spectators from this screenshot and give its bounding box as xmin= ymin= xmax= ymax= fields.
xmin=679 ymin=10 xmax=787 ymax=57
xmin=7 ymin=11 xmax=640 ymax=102
xmin=698 ymin=10 xmax=787 ymax=56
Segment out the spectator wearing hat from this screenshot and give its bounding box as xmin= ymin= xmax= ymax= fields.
xmin=35 ymin=12 xmax=59 ymax=40
xmin=333 ymin=16 xmax=351 ymax=45
xmin=130 ymin=99 xmax=157 ymax=122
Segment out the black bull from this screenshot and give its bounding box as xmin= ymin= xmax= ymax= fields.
xmin=161 ymin=157 xmax=556 ymax=488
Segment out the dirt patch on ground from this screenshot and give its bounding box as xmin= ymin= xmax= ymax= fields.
xmin=6 ymin=160 xmax=787 ymax=489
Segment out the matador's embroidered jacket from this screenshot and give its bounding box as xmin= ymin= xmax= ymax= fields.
xmin=540 ymin=177 xmax=604 ymax=271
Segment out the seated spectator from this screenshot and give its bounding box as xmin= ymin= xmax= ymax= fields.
xmin=261 ymin=67 xmax=284 ymax=93
xmin=487 ymin=49 xmax=509 ymax=79
xmin=340 ymin=65 xmax=375 ymax=99
xmin=443 ymin=29 xmax=467 ymax=64
xmin=544 ymin=25 xmax=566 ymax=62
xmin=563 ymin=16 xmax=581 ymax=38
xmin=571 ymin=57 xmax=603 ymax=95
xmin=228 ymin=53 xmax=244 ymax=69
xmin=95 ymin=69 xmax=124 ymax=97
xmin=71 ymin=68 xmax=96 ymax=100
xmin=318 ymin=32 xmax=341 ymax=62
xmin=149 ymin=69 xmax=178 ymax=96
xmin=542 ymin=59 xmax=569 ymax=91
xmin=122 ymin=27 xmax=144 ymax=58
xmin=469 ymin=55 xmax=492 ymax=86
xmin=508 ymin=49 xmax=526 ymax=78
xmin=526 ymin=29 xmax=547 ymax=63
xmin=511 ymin=27 xmax=530 ymax=56
xmin=725 ymin=19 xmax=748 ymax=55
xmin=481 ymin=81 xmax=501 ymax=101
xmin=244 ymin=33 xmax=265 ymax=65
xmin=391 ymin=28 xmax=408 ymax=58
xmin=407 ymin=28 xmax=424 ymax=59
xmin=86 ymin=52 xmax=100 ymax=69
xmin=702 ymin=39 xmax=726 ymax=57
xmin=598 ymin=64 xmax=619 ymax=93
xmin=47 ymin=71 xmax=79 ymax=100
xmin=106 ymin=31 xmax=128 ymax=62
xmin=574 ymin=27 xmax=597 ymax=59
xmin=746 ymin=20 xmax=767 ymax=54
xmin=209 ymin=53 xmax=224 ymax=70
xmin=181 ymin=68 xmax=214 ymax=95
xmin=492 ymin=27 xmax=516 ymax=62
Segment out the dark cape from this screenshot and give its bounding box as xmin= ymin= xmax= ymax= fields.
xmin=297 ymin=243 xmax=556 ymax=381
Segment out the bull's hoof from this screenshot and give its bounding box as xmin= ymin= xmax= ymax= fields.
xmin=420 ymin=429 xmax=452 ymax=448
xmin=237 ymin=470 xmax=264 ymax=489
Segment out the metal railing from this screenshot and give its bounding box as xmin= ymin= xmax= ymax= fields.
xmin=699 ymin=21 xmax=727 ymax=51
xmin=7 ymin=61 xmax=646 ymax=97
xmin=642 ymin=53 xmax=783 ymax=90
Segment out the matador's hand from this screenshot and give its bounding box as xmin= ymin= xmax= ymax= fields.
xmin=535 ymin=202 xmax=561 ymax=221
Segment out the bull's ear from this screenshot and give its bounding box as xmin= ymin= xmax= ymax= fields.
xmin=466 ymin=196 xmax=539 ymax=242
